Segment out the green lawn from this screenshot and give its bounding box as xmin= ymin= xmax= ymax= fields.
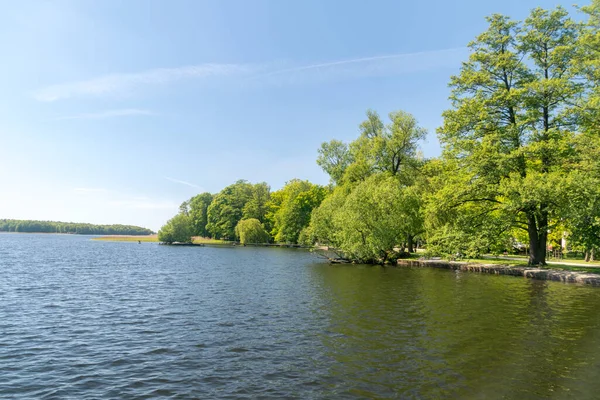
xmin=434 ymin=256 xmax=600 ymax=274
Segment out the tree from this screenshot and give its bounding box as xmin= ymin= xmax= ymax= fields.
xmin=0 ymin=219 xmax=153 ymax=235
xmin=341 ymin=110 xmax=426 ymax=184
xmin=331 ymin=175 xmax=408 ymax=264
xmin=435 ymin=10 xmax=581 ymax=265
xmin=206 ymin=180 xmax=254 ymax=239
xmin=577 ymin=0 xmax=600 ymax=131
xmin=235 ymin=218 xmax=270 ymax=244
xmin=158 ymin=214 xmax=193 ymax=244
xmin=317 ymin=140 xmax=353 ymax=185
xmin=242 ymin=182 xmax=271 ymax=223
xmin=268 ymin=180 xmax=327 ymax=243
xmin=188 ymin=192 xmax=213 ymax=237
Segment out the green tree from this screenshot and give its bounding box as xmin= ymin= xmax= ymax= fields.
xmin=435 ymin=9 xmax=581 ymax=265
xmin=577 ymin=0 xmax=600 ymax=131
xmin=317 ymin=140 xmax=353 ymax=185
xmin=235 ymin=218 xmax=270 ymax=244
xmin=331 ymin=175 xmax=407 ymax=264
xmin=188 ymin=192 xmax=213 ymax=237
xmin=206 ymin=180 xmax=254 ymax=239
xmin=269 ymin=180 xmax=327 ymax=243
xmin=242 ymin=182 xmax=271 ymax=223
xmin=336 ymin=110 xmax=426 ymax=185
xmin=158 ymin=214 xmax=193 ymax=244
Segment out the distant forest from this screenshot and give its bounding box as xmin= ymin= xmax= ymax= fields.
xmin=0 ymin=219 xmax=154 ymax=235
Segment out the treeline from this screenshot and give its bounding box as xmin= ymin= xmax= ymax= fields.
xmin=160 ymin=3 xmax=600 ymax=266
xmin=0 ymin=219 xmax=154 ymax=235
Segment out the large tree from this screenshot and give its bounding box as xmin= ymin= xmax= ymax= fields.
xmin=317 ymin=140 xmax=353 ymax=185
xmin=436 ymin=9 xmax=581 ymax=265
xmin=206 ymin=180 xmax=254 ymax=239
xmin=268 ymin=179 xmax=327 ymax=243
xmin=342 ymin=110 xmax=427 ymax=184
xmin=158 ymin=214 xmax=193 ymax=244
xmin=186 ymin=192 xmax=213 ymax=237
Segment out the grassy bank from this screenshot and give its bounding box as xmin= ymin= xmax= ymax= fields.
xmin=92 ymin=235 xmax=232 ymax=245
xmin=428 ymin=256 xmax=600 ymax=275
xmin=93 ymin=235 xmax=159 ymax=242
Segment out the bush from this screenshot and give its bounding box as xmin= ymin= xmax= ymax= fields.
xmin=235 ymin=218 xmax=270 ymax=244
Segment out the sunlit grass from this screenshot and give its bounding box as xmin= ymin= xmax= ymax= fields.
xmin=92 ymin=235 xmax=234 ymax=245
xmin=93 ymin=235 xmax=158 ymax=242
xmin=192 ymin=237 xmax=233 ymax=245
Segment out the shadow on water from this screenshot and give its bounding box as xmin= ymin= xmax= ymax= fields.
xmin=307 ymin=264 xmax=600 ymax=399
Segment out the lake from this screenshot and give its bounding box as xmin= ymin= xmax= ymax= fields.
xmin=2 ymin=233 xmax=600 ymax=399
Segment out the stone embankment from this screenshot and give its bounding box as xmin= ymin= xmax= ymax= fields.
xmin=397 ymin=259 xmax=600 ymax=286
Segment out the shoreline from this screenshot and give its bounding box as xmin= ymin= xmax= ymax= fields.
xmin=397 ymin=259 xmax=600 ymax=286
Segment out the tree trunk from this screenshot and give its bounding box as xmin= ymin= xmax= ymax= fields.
xmin=592 ymin=248 xmax=596 ymax=262
xmin=527 ymin=212 xmax=547 ymax=266
xmin=407 ymin=234 xmax=414 ymax=253
xmin=585 ymin=249 xmax=590 ymax=262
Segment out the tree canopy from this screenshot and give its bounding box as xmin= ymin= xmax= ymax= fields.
xmin=157 ymin=4 xmax=600 ymax=265
xmin=0 ymin=219 xmax=153 ymax=235
xmin=235 ymin=219 xmax=270 ymax=245
xmin=158 ymin=214 xmax=193 ymax=244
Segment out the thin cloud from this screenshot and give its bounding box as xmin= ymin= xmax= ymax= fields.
xmin=164 ymin=177 xmax=203 ymax=190
xmin=56 ymin=109 xmax=153 ymax=121
xmin=34 ymin=63 xmax=257 ymax=102
xmin=254 ymin=47 xmax=469 ymax=84
xmin=33 ymin=48 xmax=467 ymax=101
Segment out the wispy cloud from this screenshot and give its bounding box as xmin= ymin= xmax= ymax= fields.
xmin=164 ymin=177 xmax=203 ymax=190
xmin=34 ymin=63 xmax=258 ymax=102
xmin=56 ymin=109 xmax=153 ymax=121
xmin=34 ymin=48 xmax=467 ymax=101
xmin=254 ymin=47 xmax=469 ymax=85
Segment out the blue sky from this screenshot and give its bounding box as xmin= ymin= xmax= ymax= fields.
xmin=0 ymin=0 xmax=574 ymax=231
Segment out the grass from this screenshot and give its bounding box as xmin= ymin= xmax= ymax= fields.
xmin=92 ymin=235 xmax=232 ymax=245
xmin=93 ymin=235 xmax=159 ymax=242
xmin=428 ymin=256 xmax=600 ymax=274
xmin=191 ymin=237 xmax=233 ymax=245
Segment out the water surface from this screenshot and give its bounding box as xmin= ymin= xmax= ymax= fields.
xmin=2 ymin=233 xmax=600 ymax=399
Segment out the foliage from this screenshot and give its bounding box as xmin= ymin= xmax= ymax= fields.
xmin=155 ymin=5 xmax=600 ymax=266
xmin=434 ymin=8 xmax=582 ymax=265
xmin=180 ymin=192 xmax=213 ymax=237
xmin=235 ymin=218 xmax=270 ymax=244
xmin=317 ymin=140 xmax=353 ymax=185
xmin=268 ymin=179 xmax=327 ymax=243
xmin=158 ymin=214 xmax=193 ymax=244
xmin=206 ymin=180 xmax=270 ymax=240
xmin=0 ymin=219 xmax=153 ymax=235
xmin=343 ymin=110 xmax=427 ymax=184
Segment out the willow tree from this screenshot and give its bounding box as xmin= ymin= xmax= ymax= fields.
xmin=235 ymin=218 xmax=270 ymax=244
xmin=436 ymin=8 xmax=581 ymax=265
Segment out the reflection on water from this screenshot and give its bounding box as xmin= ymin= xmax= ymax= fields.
xmin=311 ymin=265 xmax=600 ymax=399
xmin=2 ymin=233 xmax=600 ymax=399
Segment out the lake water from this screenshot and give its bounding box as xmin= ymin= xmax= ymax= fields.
xmin=2 ymin=233 xmax=600 ymax=399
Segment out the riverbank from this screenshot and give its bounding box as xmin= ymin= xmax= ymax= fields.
xmin=398 ymin=259 xmax=600 ymax=286
xmin=92 ymin=236 xmax=309 ymax=248
xmin=93 ymin=235 xmax=160 ymax=242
